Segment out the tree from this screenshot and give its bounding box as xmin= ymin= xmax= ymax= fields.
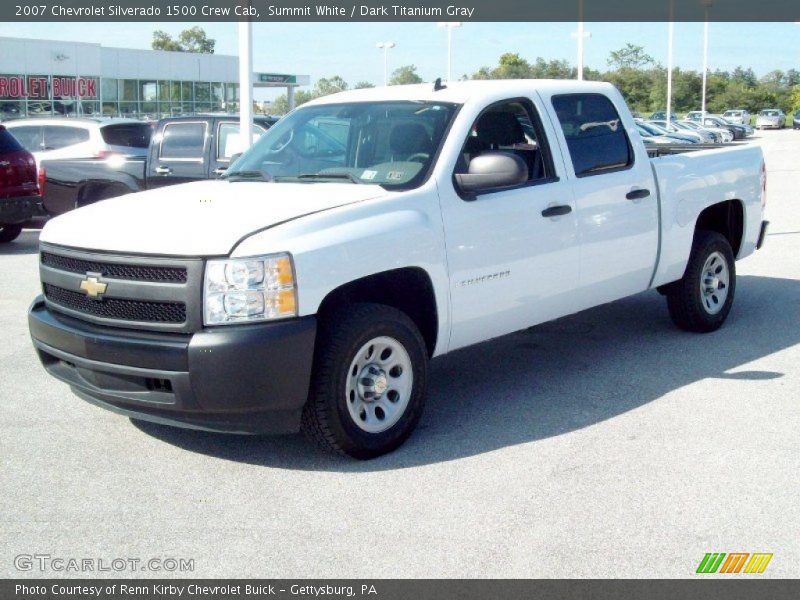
xmin=314 ymin=76 xmax=349 ymax=96
xmin=389 ymin=65 xmax=423 ymax=85
xmin=354 ymin=81 xmax=376 ymax=89
xmin=152 ymin=27 xmax=215 ymax=54
xmin=607 ymin=44 xmax=654 ymax=70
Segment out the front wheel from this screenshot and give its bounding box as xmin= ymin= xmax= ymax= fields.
xmin=301 ymin=303 xmax=428 ymax=459
xmin=0 ymin=224 xmax=23 ymax=244
xmin=665 ymin=230 xmax=736 ymax=333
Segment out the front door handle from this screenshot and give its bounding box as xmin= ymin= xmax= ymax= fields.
xmin=154 ymin=166 xmax=172 ymax=176
xmin=541 ymin=204 xmax=572 ymax=218
xmin=626 ymin=188 xmax=651 ymax=201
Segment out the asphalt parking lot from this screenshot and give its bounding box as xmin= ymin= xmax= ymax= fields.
xmin=2 ymin=130 xmax=798 ymax=579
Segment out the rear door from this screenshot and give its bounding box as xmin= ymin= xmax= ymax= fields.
xmin=147 ymin=120 xmax=209 ymax=189
xmin=545 ymin=92 xmax=659 ymax=308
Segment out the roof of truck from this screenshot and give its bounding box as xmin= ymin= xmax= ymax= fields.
xmin=303 ymin=79 xmax=618 ymax=107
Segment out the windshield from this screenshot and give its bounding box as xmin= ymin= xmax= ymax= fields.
xmin=760 ymin=110 xmax=780 ymax=117
xmin=227 ymin=100 xmax=459 ymax=189
xmin=724 ymin=111 xmax=741 ymax=117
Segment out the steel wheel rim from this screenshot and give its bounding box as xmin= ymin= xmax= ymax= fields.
xmin=699 ymin=251 xmax=729 ymax=315
xmin=345 ymin=336 xmax=413 ymax=434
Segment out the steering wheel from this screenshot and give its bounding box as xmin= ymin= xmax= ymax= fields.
xmin=269 ymin=129 xmax=294 ymax=154
xmin=406 ymin=152 xmax=430 ymax=164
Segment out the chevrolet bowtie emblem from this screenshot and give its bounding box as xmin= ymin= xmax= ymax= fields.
xmin=79 ymin=275 xmax=107 ymax=299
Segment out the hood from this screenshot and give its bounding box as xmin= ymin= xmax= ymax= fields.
xmin=40 ymin=180 xmax=387 ymax=256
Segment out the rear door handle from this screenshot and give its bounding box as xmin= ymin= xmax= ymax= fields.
xmin=154 ymin=166 xmax=172 ymax=175
xmin=541 ymin=205 xmax=572 ymax=218
xmin=626 ymin=188 xmax=651 ymax=201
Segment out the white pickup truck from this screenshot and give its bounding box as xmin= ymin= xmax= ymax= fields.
xmin=29 ymin=80 xmax=768 ymax=458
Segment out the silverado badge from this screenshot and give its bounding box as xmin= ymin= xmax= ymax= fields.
xmin=79 ymin=275 xmax=107 ymax=299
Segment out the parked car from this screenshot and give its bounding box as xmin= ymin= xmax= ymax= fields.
xmin=28 ymin=80 xmax=768 ymax=458
xmin=638 ymin=121 xmax=698 ymax=144
xmin=648 ymin=120 xmax=708 ymax=143
xmin=793 ymin=110 xmax=800 ymax=130
xmin=684 ymin=111 xmax=705 ymax=122
xmin=701 ymin=116 xmax=749 ymax=140
xmin=722 ymin=109 xmax=750 ymax=125
xmin=4 ymin=117 xmax=154 ymax=161
xmin=756 ymin=109 xmax=785 ymax=130
xmin=680 ymin=119 xmax=733 ymax=143
xmin=635 ymin=123 xmax=676 ymax=145
xmin=39 ymin=115 xmax=278 ymax=217
xmin=650 ymin=111 xmax=678 ymax=121
xmin=0 ymin=125 xmax=45 ymax=243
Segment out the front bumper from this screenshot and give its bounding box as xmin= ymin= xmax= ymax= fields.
xmin=28 ymin=297 xmax=317 ymax=434
xmin=1 ymin=196 xmax=46 ymax=224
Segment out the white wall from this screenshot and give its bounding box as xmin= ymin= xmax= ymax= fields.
xmin=0 ymin=36 xmax=238 ymax=82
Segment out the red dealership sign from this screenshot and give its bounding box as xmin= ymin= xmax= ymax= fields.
xmin=0 ymin=76 xmax=97 ymax=99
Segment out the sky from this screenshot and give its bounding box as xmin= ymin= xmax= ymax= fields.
xmin=1 ymin=21 xmax=798 ymax=100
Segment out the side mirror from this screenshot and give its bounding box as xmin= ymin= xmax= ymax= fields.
xmin=454 ymin=151 xmax=528 ymax=196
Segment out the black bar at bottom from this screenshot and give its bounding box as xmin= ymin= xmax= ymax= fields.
xmin=3 ymin=579 xmax=799 ymax=600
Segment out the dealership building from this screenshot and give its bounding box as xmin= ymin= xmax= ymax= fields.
xmin=0 ymin=36 xmax=308 ymax=120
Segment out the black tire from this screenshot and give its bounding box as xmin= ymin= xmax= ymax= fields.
xmin=301 ymin=303 xmax=428 ymax=459
xmin=0 ymin=224 xmax=23 ymax=244
xmin=665 ymin=230 xmax=736 ymax=333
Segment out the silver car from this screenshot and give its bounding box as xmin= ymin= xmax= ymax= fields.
xmin=649 ymin=120 xmax=710 ymax=143
xmin=722 ymin=109 xmax=750 ymax=125
xmin=4 ymin=117 xmax=153 ymax=161
xmin=756 ymin=109 xmax=785 ymax=130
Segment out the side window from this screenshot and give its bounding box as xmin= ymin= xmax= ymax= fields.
xmin=8 ymin=126 xmax=43 ymax=152
xmin=42 ymin=126 xmax=91 ymax=150
xmin=551 ymin=93 xmax=633 ymax=177
xmin=216 ymin=123 xmax=266 ymax=161
xmin=0 ymin=128 xmax=23 ymax=153
xmin=159 ymin=122 xmax=206 ymax=160
xmin=456 ymin=99 xmax=553 ymax=183
xmin=299 ymin=117 xmax=349 ymax=158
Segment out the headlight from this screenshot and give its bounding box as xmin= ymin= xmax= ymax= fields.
xmin=204 ymin=253 xmax=297 ymax=325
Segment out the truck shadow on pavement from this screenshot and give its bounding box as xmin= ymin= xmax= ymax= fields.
xmin=2 ymin=229 xmax=40 ymax=255
xmin=133 ymin=275 xmax=799 ymax=471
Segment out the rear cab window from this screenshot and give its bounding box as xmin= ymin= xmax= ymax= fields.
xmin=159 ymin=122 xmax=207 ymax=160
xmin=551 ymin=93 xmax=633 ymax=177
xmin=101 ymin=123 xmax=153 ymax=148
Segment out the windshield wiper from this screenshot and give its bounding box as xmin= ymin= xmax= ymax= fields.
xmin=292 ymin=172 xmax=364 ymax=184
xmin=223 ymin=170 xmax=273 ymax=182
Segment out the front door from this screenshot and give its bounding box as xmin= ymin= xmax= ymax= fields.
xmin=439 ymin=97 xmax=581 ymax=351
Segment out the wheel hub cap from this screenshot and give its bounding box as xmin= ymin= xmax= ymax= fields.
xmin=345 ymin=336 xmax=414 ymax=434
xmin=358 ymin=365 xmax=388 ymax=401
xmin=700 ymin=251 xmax=729 ymax=315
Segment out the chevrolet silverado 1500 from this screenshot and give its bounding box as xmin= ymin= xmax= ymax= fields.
xmin=28 ymin=80 xmax=769 ymax=458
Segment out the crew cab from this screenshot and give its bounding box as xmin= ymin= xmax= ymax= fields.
xmin=38 ymin=115 xmax=277 ymax=217
xmin=28 ymin=81 xmax=768 ymax=459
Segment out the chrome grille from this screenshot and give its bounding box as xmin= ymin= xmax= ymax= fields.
xmin=39 ymin=244 xmax=204 ymax=333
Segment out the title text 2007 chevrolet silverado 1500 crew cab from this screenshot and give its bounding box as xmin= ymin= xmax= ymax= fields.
xmin=28 ymin=81 xmax=768 ymax=458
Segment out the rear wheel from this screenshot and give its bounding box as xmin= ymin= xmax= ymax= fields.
xmin=301 ymin=303 xmax=428 ymax=459
xmin=665 ymin=230 xmax=736 ymax=333
xmin=0 ymin=224 xmax=23 ymax=244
